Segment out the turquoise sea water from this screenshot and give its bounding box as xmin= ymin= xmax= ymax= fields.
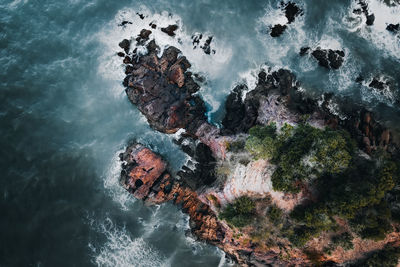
xmin=1 ymin=0 xmax=399 ymax=266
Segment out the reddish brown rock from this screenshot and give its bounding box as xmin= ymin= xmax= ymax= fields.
xmin=122 ymin=38 xmax=208 ymax=135
xmin=119 ymin=143 xmax=226 ymax=245
xmin=119 ymin=143 xmax=167 ymax=199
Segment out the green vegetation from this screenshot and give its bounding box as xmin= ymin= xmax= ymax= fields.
xmin=245 ymin=123 xmax=278 ymax=160
xmin=324 ymin=232 xmax=354 ymax=255
xmin=244 ymin=122 xmax=400 ymax=247
xmin=351 ymin=246 xmax=400 ymax=267
xmin=267 ymin=205 xmax=283 ymax=225
xmin=226 ymin=139 xmax=246 ymax=153
xmin=349 ymin=201 xmax=393 ymax=241
xmin=220 ymin=196 xmax=256 ymax=228
xmin=245 ymin=123 xmax=354 ymax=193
xmin=239 ymin=122 xmax=400 ymax=248
xmin=288 ymin=159 xmax=398 ymax=246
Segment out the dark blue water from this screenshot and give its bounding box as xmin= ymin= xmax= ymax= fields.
xmin=1 ymin=0 xmax=399 ymax=266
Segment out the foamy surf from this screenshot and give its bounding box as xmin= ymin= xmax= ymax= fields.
xmin=88 ymin=217 xmax=168 ymax=267
xmin=345 ymin=0 xmax=400 ymax=60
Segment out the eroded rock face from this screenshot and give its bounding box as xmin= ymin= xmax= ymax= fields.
xmin=119 ymin=143 xmax=167 ymax=199
xmin=118 ymin=37 xmax=399 ymax=266
xmin=119 ymin=143 xmax=312 ymax=266
xmin=176 ymin=139 xmax=217 ymax=190
xmin=122 ymin=39 xmax=207 ymax=134
xmin=119 ymin=143 xmax=226 ymax=250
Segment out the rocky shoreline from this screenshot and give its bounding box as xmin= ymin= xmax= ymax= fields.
xmin=115 ymin=18 xmax=400 ymax=266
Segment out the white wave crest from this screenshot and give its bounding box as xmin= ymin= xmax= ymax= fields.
xmin=102 ymin=149 xmax=134 ymax=211
xmin=345 ymin=0 xmax=400 ymax=60
xmin=88 ymin=217 xmax=168 ymax=267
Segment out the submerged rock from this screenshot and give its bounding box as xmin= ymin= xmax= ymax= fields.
xmin=299 ymin=46 xmax=310 ymax=56
xmin=118 ymin=20 xmax=132 ymax=27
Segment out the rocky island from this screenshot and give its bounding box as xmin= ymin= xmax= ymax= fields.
xmin=115 ymin=16 xmax=400 ymax=267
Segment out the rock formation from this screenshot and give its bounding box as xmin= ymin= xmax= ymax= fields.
xmin=310 ymin=48 xmax=345 ymax=70
xmin=116 ymin=29 xmax=400 ymax=266
xmin=270 ymin=2 xmax=303 ymax=37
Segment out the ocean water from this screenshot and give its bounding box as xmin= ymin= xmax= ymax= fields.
xmin=0 ymin=0 xmax=399 ymax=266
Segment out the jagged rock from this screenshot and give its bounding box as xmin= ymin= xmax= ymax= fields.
xmin=366 ymin=13 xmax=375 ymax=26
xmin=177 ymin=141 xmax=217 ymax=189
xmin=369 ymin=78 xmax=386 ymax=90
xmin=118 ymin=39 xmax=130 ymax=53
xmin=191 ymin=34 xmax=215 ymax=54
xmin=122 ymin=37 xmax=208 ymax=134
xmin=202 ymin=36 xmax=213 ymax=54
xmin=311 ymin=48 xmax=345 ymax=69
xmin=136 ymin=29 xmax=152 ymax=44
xmin=299 ymin=46 xmax=310 ymax=56
xmin=136 ymin=12 xmax=145 ymax=20
xmin=282 ymin=1 xmax=302 ymax=24
xmin=123 ymin=56 xmax=131 ymax=64
xmin=120 ymin=142 xmax=225 ymax=244
xmin=149 ymin=22 xmax=157 ymax=29
xmin=119 ymin=143 xmax=167 ymax=199
xmin=387 ymin=23 xmax=400 ymax=33
xmin=117 ymin=52 xmax=125 ymax=57
xmin=354 ymin=0 xmax=375 ymax=26
xmin=118 ymin=20 xmax=132 ymax=27
xmin=161 ymin=24 xmax=179 ymax=36
xmin=270 ymin=24 xmax=287 ymax=37
xmin=222 ymin=85 xmax=247 ymax=134
xmin=191 ymin=33 xmax=202 ymax=47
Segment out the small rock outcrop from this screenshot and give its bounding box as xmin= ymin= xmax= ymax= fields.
xmin=161 ymin=24 xmax=179 ymax=36
xmin=270 ymin=1 xmax=303 ymax=37
xmin=387 ymin=23 xmax=400 ymax=33
xmin=311 ymin=48 xmax=345 ymax=69
xmin=270 ymin=24 xmax=287 ymax=37
xmin=118 ymin=39 xmax=130 ymax=54
xmin=353 ymin=0 xmax=375 ymax=26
